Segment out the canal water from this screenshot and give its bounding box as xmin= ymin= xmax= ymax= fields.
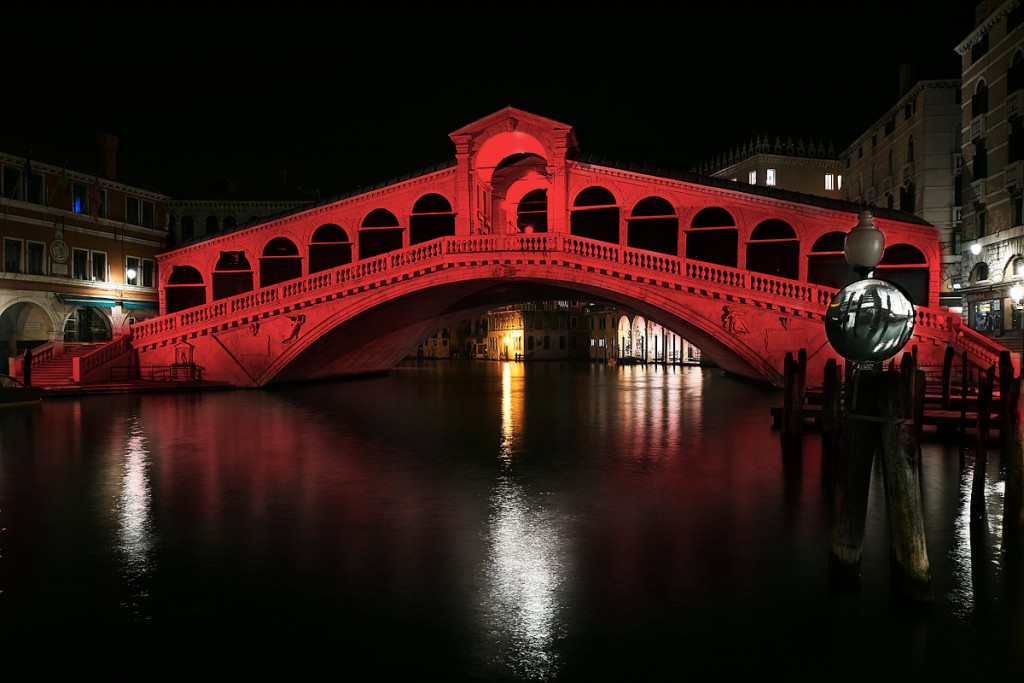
xmin=0 ymin=361 xmax=1021 ymax=680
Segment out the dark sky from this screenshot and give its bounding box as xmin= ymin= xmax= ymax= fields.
xmin=3 ymin=4 xmax=978 ymax=199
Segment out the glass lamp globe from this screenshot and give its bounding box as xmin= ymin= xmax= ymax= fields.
xmin=844 ymin=210 xmax=885 ymax=278
xmin=825 ymin=278 xmax=916 ymax=364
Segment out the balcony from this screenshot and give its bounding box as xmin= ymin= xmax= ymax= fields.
xmin=971 ymin=114 xmax=986 ymax=140
xmin=1008 ymin=90 xmax=1022 ymax=118
xmin=902 ymin=162 xmax=915 ymax=184
xmin=1006 ymin=161 xmax=1023 ymax=189
xmin=969 ymin=178 xmax=986 ymax=203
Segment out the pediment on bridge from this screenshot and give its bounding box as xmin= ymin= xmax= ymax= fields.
xmin=451 ymin=106 xmax=580 ymax=183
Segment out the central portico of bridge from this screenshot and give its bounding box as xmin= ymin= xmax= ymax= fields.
xmin=89 ymin=107 xmax=1002 ymax=389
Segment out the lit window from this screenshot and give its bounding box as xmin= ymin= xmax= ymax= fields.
xmin=766 ymin=169 xmax=776 ymax=186
xmin=748 ymin=170 xmax=757 ymax=185
xmin=837 ymin=174 xmax=843 ymax=190
xmin=825 ymin=174 xmax=835 ymax=190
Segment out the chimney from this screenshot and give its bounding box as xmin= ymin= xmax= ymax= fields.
xmin=897 ymin=62 xmax=918 ymax=98
xmin=97 ymin=133 xmax=118 ymax=180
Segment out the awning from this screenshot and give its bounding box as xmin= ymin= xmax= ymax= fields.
xmin=56 ymin=294 xmax=157 ymax=310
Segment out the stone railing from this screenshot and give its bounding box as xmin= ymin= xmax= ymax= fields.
xmin=75 ymin=334 xmax=134 ymax=382
xmin=128 ymin=233 xmax=982 ymax=363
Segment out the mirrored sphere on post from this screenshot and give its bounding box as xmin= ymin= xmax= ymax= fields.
xmin=824 ymin=278 xmax=916 ymax=364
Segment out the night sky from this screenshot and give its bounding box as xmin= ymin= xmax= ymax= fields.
xmin=3 ymin=4 xmax=978 ymax=199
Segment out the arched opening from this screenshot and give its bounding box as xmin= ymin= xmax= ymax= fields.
xmin=517 ymin=189 xmax=548 ymax=233
xmin=686 ymin=206 xmax=737 ymax=267
xmin=627 ymin=196 xmax=678 ymax=255
xmin=807 ymin=231 xmax=856 ymax=289
xmin=309 ymin=224 xmax=353 ymax=273
xmin=745 ymin=219 xmax=798 ymax=279
xmin=212 ymin=251 xmax=254 ymax=301
xmin=409 ymin=193 xmax=455 ymax=245
xmin=359 ymin=208 xmax=403 ymax=259
xmin=877 ymin=243 xmax=928 ymax=304
xmin=260 ymin=237 xmax=302 ymax=288
xmin=570 ymin=186 xmax=619 ymax=244
xmin=165 ymin=265 xmax=206 ymax=314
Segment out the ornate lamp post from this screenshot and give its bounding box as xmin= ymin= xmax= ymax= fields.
xmin=825 ymin=210 xmax=930 ymax=601
xmin=825 ymin=210 xmax=915 ymax=366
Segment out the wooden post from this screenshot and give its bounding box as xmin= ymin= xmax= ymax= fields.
xmin=960 ymin=351 xmax=969 ymax=457
xmin=878 ymin=364 xmax=932 ymax=602
xmin=1004 ymin=377 xmax=1024 ymax=533
xmin=782 ymin=352 xmax=802 ymax=439
xmin=977 ymin=364 xmax=995 ymax=449
xmin=970 ymin=366 xmax=996 ymax=524
xmin=941 ymin=346 xmax=954 ymax=409
xmin=821 ymin=358 xmax=842 ymax=454
xmin=829 ymin=364 xmax=879 ymax=583
xmin=1001 ymin=350 xmax=1014 ymax=449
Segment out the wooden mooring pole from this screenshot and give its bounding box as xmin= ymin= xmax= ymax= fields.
xmin=1005 ymin=376 xmax=1024 ymax=536
xmin=821 ymin=357 xmax=842 ymax=455
xmin=781 ymin=350 xmax=806 ymax=440
xmin=829 ymin=358 xmax=932 ymax=601
xmin=879 ymin=356 xmax=931 ymax=601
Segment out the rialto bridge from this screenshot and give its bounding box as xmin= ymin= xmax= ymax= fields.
xmin=79 ymin=107 xmax=1002 ymax=389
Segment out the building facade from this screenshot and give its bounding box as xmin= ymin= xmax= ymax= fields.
xmin=958 ymin=0 xmax=1024 ymax=333
xmin=0 ymin=137 xmax=168 ymax=373
xmin=841 ymin=79 xmax=963 ymax=309
xmin=701 ymin=135 xmax=844 ymax=200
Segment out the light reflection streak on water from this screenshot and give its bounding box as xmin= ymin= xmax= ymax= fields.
xmin=949 ymin=452 xmax=1007 ymax=620
xmin=480 ymin=361 xmax=563 ymax=680
xmin=116 ymin=414 xmax=154 ymax=619
xmin=950 ymin=460 xmax=976 ymax=617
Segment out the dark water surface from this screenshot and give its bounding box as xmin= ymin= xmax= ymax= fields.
xmin=1 ymin=361 xmax=1022 ymax=680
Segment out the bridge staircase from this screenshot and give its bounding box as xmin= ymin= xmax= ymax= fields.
xmin=24 ymin=343 xmax=104 ymax=389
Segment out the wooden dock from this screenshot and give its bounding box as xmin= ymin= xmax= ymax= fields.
xmin=771 ymin=390 xmax=1002 ymax=438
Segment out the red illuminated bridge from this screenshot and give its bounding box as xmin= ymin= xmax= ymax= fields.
xmin=80 ymin=107 xmax=1003 ymax=389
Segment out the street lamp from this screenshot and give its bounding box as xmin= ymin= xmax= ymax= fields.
xmin=826 ymin=210 xmax=915 ymax=365
xmin=844 ymin=210 xmax=885 ymax=279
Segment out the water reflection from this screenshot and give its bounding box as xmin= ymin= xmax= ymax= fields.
xmin=481 ymin=361 xmax=565 ymax=679
xmin=115 ymin=414 xmax=154 ymax=620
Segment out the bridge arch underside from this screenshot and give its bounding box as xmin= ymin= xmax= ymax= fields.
xmin=139 ymin=265 xmax=846 ymax=389
xmin=269 ymin=279 xmax=790 ymax=387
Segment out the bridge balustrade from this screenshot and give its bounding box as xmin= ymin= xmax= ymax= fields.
xmin=131 ymin=234 xmax=966 ymax=364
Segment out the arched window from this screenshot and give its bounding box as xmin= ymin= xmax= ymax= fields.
xmin=309 ymin=224 xmax=352 ymax=273
xmin=879 ymin=244 xmax=929 ymax=303
xmin=165 ymin=265 xmax=206 ymax=313
xmin=686 ymin=207 xmax=737 ymax=267
xmin=260 ymin=237 xmax=302 ymax=288
xmin=517 ymin=189 xmax=548 ymax=233
xmin=807 ymin=231 xmax=856 ymax=289
xmin=212 ymin=251 xmax=253 ymax=301
xmin=627 ymin=196 xmax=678 ymax=255
xmin=972 ymin=80 xmax=989 ymax=118
xmin=409 ymin=193 xmax=455 ymax=245
xmin=745 ymin=219 xmax=798 ymax=279
xmin=570 ymin=186 xmax=619 ymax=243
xmin=359 ymin=208 xmax=402 ymax=259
